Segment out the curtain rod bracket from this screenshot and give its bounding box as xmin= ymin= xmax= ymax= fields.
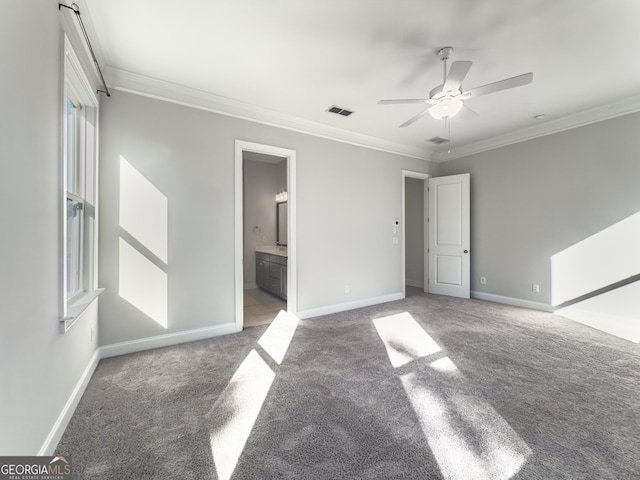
xmin=59 ymin=2 xmax=111 ymax=97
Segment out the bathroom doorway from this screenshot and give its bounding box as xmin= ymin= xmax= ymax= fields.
xmin=234 ymin=141 xmax=297 ymax=330
xmin=402 ymin=170 xmax=429 ymax=298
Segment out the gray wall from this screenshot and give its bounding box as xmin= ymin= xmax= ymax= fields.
xmin=0 ymin=1 xmax=100 ymax=454
xmin=243 ymin=159 xmax=283 ymax=286
xmin=405 ymin=177 xmax=425 ymax=287
xmin=98 ymin=90 xmax=436 ymax=345
xmin=438 ymin=112 xmax=640 ymax=305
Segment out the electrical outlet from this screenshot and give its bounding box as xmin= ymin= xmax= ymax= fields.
xmin=480 ymin=276 xmax=487 ymax=285
xmin=532 ymin=284 xmax=540 ymax=293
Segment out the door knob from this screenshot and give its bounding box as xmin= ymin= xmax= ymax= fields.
xmin=463 ymin=250 xmax=469 ymax=254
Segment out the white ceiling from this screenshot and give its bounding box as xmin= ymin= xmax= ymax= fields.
xmin=79 ymin=0 xmax=640 ymax=161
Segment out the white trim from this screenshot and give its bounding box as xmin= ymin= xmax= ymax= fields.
xmin=434 ymin=94 xmax=640 ymax=161
xmin=234 ymin=144 xmax=244 ymax=329
xmin=471 ymin=291 xmax=553 ymax=312
xmin=104 ymin=68 xmax=640 ymax=165
xmin=100 ymin=323 xmax=240 ymax=359
xmin=235 ymin=141 xmax=297 ymax=329
xmin=38 ymin=349 xmax=101 ymax=455
xmin=61 ymin=288 xmax=104 ymax=332
xmin=297 ymin=292 xmax=404 ymax=320
xmin=244 ymin=283 xmax=259 ymax=290
xmin=106 ymin=67 xmax=429 ymax=161
xmin=401 ymin=170 xmax=431 ymax=298
xmin=62 ymin=35 xmax=100 ymax=328
xmin=64 ymin=36 xmax=99 ymax=107
xmin=406 ymin=279 xmax=425 ymax=289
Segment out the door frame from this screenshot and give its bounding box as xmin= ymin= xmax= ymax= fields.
xmin=235 ymin=140 xmax=297 ymax=330
xmin=401 ymin=170 xmax=430 ymax=298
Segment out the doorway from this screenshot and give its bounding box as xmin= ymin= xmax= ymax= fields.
xmin=402 ymin=170 xmax=430 ymax=298
xmin=234 ymin=141 xmax=297 ymax=330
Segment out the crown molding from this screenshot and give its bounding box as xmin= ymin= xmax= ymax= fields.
xmin=104 ymin=67 xmax=431 ymax=161
xmin=433 ymin=94 xmax=640 ymax=161
xmin=105 ymin=67 xmax=640 ymax=164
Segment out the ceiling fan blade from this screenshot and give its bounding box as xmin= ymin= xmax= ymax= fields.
xmin=399 ymin=107 xmax=431 ymax=128
xmin=443 ymin=61 xmax=472 ymax=93
xmin=460 ymin=72 xmax=533 ymax=99
xmin=378 ymin=99 xmax=429 ymax=105
xmin=463 ymin=104 xmax=480 ymax=117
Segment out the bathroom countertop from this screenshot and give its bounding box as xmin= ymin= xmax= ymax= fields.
xmin=256 ymin=245 xmax=288 ymax=257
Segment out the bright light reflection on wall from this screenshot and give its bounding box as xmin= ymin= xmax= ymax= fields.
xmin=258 ymin=310 xmax=300 ymax=365
xmin=556 ymin=280 xmax=640 ymax=343
xmin=119 ymin=156 xmax=169 ymax=263
xmin=373 ymin=312 xmax=442 ymax=368
xmin=551 ymin=211 xmax=640 ymax=306
xmin=401 ymin=373 xmax=531 ymax=480
xmin=118 ymin=238 xmax=168 ymax=328
xmin=210 ymin=350 xmax=275 ymax=480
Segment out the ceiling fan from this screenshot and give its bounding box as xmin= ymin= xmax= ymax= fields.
xmin=378 ymin=46 xmax=533 ymax=128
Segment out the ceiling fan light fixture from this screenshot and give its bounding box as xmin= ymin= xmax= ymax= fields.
xmin=429 ymin=98 xmax=463 ymax=120
xmin=429 ymin=98 xmax=462 ymax=120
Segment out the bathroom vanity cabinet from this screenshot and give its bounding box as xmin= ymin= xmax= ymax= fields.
xmin=256 ymin=249 xmax=287 ymax=300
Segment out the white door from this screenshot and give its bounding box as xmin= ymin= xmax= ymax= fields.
xmin=428 ymin=173 xmax=470 ymax=298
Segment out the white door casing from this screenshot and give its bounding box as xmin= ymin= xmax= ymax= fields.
xmin=428 ymin=173 xmax=470 ymax=298
xmin=235 ymin=140 xmax=297 ymax=331
xmin=401 ymin=170 xmax=431 ymax=298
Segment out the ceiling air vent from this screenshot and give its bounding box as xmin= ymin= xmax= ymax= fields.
xmin=327 ymin=105 xmax=354 ymax=117
xmin=428 ymin=136 xmax=449 ymax=144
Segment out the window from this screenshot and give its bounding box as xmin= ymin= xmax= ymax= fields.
xmin=61 ymin=36 xmax=101 ymax=330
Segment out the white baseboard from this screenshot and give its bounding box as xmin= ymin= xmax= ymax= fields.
xmin=38 ymin=349 xmax=101 ymax=456
xmin=244 ymin=283 xmax=258 ymax=290
xmin=471 ymin=291 xmax=553 ymax=312
xmin=40 ymin=322 xmax=240 ymax=454
xmin=297 ymin=292 xmax=404 ymax=320
xmin=100 ymin=322 xmax=241 ymax=359
xmin=406 ymin=279 xmax=424 ymax=289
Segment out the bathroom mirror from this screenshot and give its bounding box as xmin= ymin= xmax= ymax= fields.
xmin=277 ymin=201 xmax=287 ymax=245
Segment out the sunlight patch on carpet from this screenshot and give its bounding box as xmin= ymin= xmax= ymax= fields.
xmin=429 ymin=356 xmax=463 ymax=378
xmin=209 ymin=350 xmax=275 ymax=480
xmin=258 ymin=310 xmax=300 ymax=364
xmin=373 ymin=312 xmax=530 ymax=480
xmin=373 ymin=312 xmax=442 ymax=367
xmin=401 ymin=373 xmax=531 ymax=480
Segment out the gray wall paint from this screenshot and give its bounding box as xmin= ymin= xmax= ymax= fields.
xmin=438 ymin=112 xmax=640 ymax=305
xmin=405 ymin=177 xmax=424 ymax=287
xmin=0 ymin=1 xmax=100 ymax=454
xmin=98 ymin=90 xmax=436 ymax=344
xmin=243 ymin=159 xmax=282 ymax=286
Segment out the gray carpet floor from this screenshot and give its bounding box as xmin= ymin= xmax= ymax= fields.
xmin=57 ymin=292 xmax=640 ymax=479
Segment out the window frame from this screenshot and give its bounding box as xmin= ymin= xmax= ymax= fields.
xmin=61 ymin=36 xmax=102 ymax=332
